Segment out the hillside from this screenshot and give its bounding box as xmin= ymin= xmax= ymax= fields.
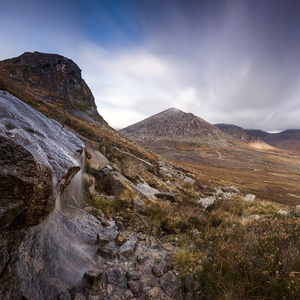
xmin=121 ymin=108 xmax=300 ymax=207
xmin=214 ymin=123 xmax=259 ymax=142
xmin=246 ymin=129 xmax=300 ymax=152
xmin=215 ymin=124 xmax=300 ymax=152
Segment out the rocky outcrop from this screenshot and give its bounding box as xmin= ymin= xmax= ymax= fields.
xmin=0 ymin=51 xmax=106 ymax=124
xmin=0 ymin=91 xmax=84 ymax=228
xmin=110 ymin=147 xmax=154 ymax=178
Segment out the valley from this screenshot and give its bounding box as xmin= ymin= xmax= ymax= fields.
xmin=121 ymin=108 xmax=300 ymax=208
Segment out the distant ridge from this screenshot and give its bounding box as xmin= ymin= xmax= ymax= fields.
xmin=246 ymin=129 xmax=300 ymax=152
xmin=214 ymin=123 xmax=257 ymax=141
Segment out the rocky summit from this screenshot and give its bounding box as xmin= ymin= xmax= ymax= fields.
xmin=0 ymin=51 xmax=106 ymax=124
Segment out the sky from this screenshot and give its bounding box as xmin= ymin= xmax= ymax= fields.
xmin=0 ymin=0 xmax=300 ymax=131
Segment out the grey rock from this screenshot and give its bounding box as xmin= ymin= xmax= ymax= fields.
xmin=101 ymin=220 xmax=111 ymax=227
xmin=132 ymin=198 xmax=146 ymax=213
xmin=183 ymin=177 xmax=195 ymax=185
xmin=0 ymin=92 xmax=84 ymax=228
xmin=84 ymin=206 xmax=98 ymax=215
xmin=152 ymin=261 xmax=168 ymax=277
xmin=74 ymin=293 xmax=86 ymax=300
xmin=115 ymin=232 xmax=128 ymax=245
xmin=146 ymin=287 xmax=161 ymax=299
xmin=97 ymin=228 xmax=118 ymax=245
xmin=288 ymin=205 xmax=300 ymax=218
xmin=101 ymin=167 xmax=110 ymax=176
xmin=198 ymin=196 xmax=215 ymax=209
xmin=123 ymin=289 xmax=134 ymax=300
xmin=107 ymin=268 xmax=125 ymax=285
xmin=97 ymin=242 xmax=119 ymax=259
xmin=186 ymin=292 xmax=194 ymax=300
xmin=58 ymin=292 xmax=71 ymax=300
xmin=155 ymin=192 xmax=178 ymax=202
xmin=243 ymin=194 xmax=256 ymax=202
xmin=137 ymin=254 xmax=148 ymax=264
xmin=183 ymin=275 xmax=196 ymax=293
xmin=110 ymin=147 xmax=153 ymax=178
xmin=119 ymin=235 xmax=139 ymax=258
xmin=127 ymin=280 xmax=143 ymax=296
xmin=277 ymin=209 xmax=288 ymax=216
xmin=126 ymin=271 xmax=141 ymax=281
xmin=160 ymin=271 xmax=183 ymax=299
xmin=88 ymin=149 xmax=110 ymax=176
xmin=82 ymin=269 xmax=105 ymax=292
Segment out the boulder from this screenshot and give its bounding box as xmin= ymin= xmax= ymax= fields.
xmin=155 ymin=192 xmax=178 ymax=202
xmin=146 ymin=287 xmax=161 ymax=300
xmin=277 ymin=209 xmax=288 ymax=216
xmin=160 ymin=271 xmax=183 ymax=299
xmin=198 ymin=196 xmax=215 ymax=209
xmin=119 ymin=234 xmax=139 ymax=258
xmin=0 ymin=91 xmax=84 ymax=228
xmin=127 ymin=280 xmax=143 ymax=296
xmin=126 ymin=271 xmax=141 ymax=281
xmin=243 ymin=194 xmax=256 ymax=202
xmin=152 ymin=261 xmax=168 ymax=277
xmin=288 ymin=205 xmax=300 ymax=218
xmin=88 ymin=148 xmax=110 ymax=175
xmin=82 ymin=269 xmax=105 ymax=292
xmin=132 ymin=198 xmax=146 ymax=213
xmin=107 ymin=268 xmax=125 ymax=285
xmin=183 ymin=177 xmax=195 ymax=185
xmin=110 ymin=147 xmax=153 ymax=178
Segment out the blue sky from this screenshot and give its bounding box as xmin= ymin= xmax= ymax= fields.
xmin=1 ymin=0 xmax=300 ymax=131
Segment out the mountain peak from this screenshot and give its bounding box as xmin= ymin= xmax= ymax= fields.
xmin=120 ymin=108 xmax=230 ymax=145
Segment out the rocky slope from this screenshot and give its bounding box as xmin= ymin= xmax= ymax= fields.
xmin=0 ymin=52 xmax=206 ymax=298
xmin=120 ymin=108 xmax=237 ymax=147
xmin=0 ymin=91 xmax=206 ymax=299
xmin=0 ymin=51 xmax=106 ymax=124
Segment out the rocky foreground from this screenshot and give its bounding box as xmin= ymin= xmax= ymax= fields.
xmin=0 ymin=91 xmax=199 ymax=299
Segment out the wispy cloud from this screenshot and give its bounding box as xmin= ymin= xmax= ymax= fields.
xmin=1 ymin=0 xmax=300 ymax=131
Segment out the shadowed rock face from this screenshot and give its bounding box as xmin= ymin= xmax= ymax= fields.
xmin=0 ymin=51 xmax=106 ymax=123
xmin=0 ymin=90 xmax=84 ymax=228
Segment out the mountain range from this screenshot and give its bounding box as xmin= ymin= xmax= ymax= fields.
xmin=121 ymin=108 xmax=300 ymax=152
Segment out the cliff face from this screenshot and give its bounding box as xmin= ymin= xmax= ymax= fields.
xmin=0 ymin=51 xmax=106 ymax=124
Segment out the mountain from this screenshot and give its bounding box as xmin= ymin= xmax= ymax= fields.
xmin=0 ymin=51 xmax=106 ymax=125
xmin=120 ymin=107 xmax=236 ymax=147
xmin=214 ymin=123 xmax=259 ymax=142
